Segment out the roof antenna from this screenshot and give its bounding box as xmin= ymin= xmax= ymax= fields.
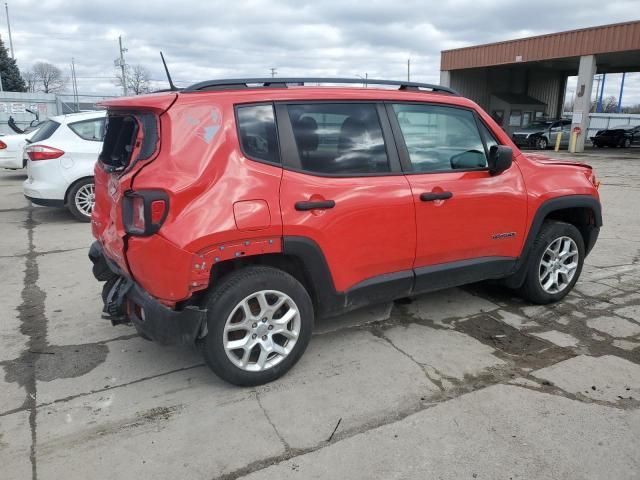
xmin=160 ymin=51 xmax=178 ymax=91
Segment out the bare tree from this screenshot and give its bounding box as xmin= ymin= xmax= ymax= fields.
xmin=22 ymin=69 xmax=37 ymax=93
xmin=115 ymin=64 xmax=151 ymax=95
xmin=602 ymin=96 xmax=618 ymax=113
xmin=31 ymin=61 xmax=67 ymax=93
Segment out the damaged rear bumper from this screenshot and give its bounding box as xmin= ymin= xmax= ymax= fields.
xmin=89 ymin=241 xmax=206 ymax=345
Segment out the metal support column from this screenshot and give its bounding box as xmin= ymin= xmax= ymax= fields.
xmin=571 ymin=55 xmax=596 ymax=153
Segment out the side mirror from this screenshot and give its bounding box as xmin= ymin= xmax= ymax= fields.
xmin=488 ymin=145 xmax=513 ymax=175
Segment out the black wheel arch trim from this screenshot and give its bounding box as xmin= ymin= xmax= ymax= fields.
xmin=504 ymin=194 xmax=601 ymax=288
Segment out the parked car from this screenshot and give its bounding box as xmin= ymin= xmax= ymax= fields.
xmin=511 ymin=119 xmax=572 ymax=149
xmin=23 ymin=111 xmax=106 ymax=221
xmin=591 ymin=125 xmax=640 ymax=148
xmin=88 ymin=78 xmax=601 ymax=386
xmin=0 ymin=128 xmax=40 ymax=169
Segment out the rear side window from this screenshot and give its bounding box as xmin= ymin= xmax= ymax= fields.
xmin=69 ymin=118 xmax=106 ymax=141
xmin=392 ymin=104 xmax=488 ymax=173
xmin=287 ymin=103 xmax=389 ymax=175
xmin=236 ymin=104 xmax=280 ymax=164
xmin=29 ymin=120 xmax=60 ymax=143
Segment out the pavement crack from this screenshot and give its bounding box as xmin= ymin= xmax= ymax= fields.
xmin=5 ymin=208 xmax=47 ymax=480
xmin=369 ymin=327 xmax=447 ymax=391
xmin=255 ymin=391 xmax=290 ymax=451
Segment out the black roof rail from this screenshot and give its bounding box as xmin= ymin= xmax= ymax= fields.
xmin=182 ymin=77 xmax=459 ymax=95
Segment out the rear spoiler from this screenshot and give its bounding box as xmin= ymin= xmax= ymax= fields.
xmin=98 ymin=92 xmax=178 ymax=115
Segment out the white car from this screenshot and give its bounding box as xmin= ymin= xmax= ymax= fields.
xmin=0 ymin=128 xmax=40 ymax=169
xmin=23 ymin=111 xmax=106 ymax=221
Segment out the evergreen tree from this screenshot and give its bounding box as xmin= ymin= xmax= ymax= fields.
xmin=0 ymin=36 xmax=26 ymax=92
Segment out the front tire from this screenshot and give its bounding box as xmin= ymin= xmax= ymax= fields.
xmin=518 ymin=221 xmax=585 ymax=304
xmin=536 ymin=137 xmax=548 ymax=150
xmin=201 ymin=266 xmax=314 ymax=386
xmin=68 ymin=178 xmax=95 ymax=222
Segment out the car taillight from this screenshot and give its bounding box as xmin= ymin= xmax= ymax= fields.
xmin=26 ymin=145 xmax=65 ymax=161
xmin=0 ymin=140 xmax=7 ymax=149
xmin=123 ymin=190 xmax=169 ymax=236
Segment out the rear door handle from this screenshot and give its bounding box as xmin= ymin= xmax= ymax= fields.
xmin=295 ymin=200 xmax=336 ymax=211
xmin=420 ymin=191 xmax=453 ymax=202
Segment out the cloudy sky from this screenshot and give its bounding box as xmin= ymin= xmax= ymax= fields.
xmin=4 ymin=0 xmax=640 ymax=105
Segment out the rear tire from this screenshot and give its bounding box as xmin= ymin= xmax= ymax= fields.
xmin=200 ymin=266 xmax=314 ymax=386
xmin=518 ymin=221 xmax=585 ymax=304
xmin=68 ymin=178 xmax=95 ymax=222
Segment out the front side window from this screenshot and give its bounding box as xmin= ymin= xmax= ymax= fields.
xmin=236 ymin=104 xmax=280 ymax=164
xmin=287 ymin=103 xmax=389 ymax=175
xmin=392 ymin=104 xmax=488 ymax=173
xmin=69 ymin=118 xmax=106 ymax=141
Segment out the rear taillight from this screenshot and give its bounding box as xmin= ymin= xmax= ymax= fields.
xmin=26 ymin=145 xmax=65 ymax=161
xmin=0 ymin=140 xmax=7 ymax=149
xmin=123 ymin=190 xmax=169 ymax=236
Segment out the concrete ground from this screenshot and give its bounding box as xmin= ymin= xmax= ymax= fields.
xmin=1 ymin=147 xmax=639 ymax=480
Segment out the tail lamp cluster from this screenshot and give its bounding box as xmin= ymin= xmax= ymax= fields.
xmin=122 ymin=190 xmax=169 ymax=236
xmin=25 ymin=145 xmax=65 ymax=161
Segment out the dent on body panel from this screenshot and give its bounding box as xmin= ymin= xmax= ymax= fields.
xmin=156 ymin=101 xmax=227 ymax=187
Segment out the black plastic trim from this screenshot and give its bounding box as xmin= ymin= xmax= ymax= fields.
xmin=283 ymin=236 xmax=519 ymax=318
xmin=183 ymin=77 xmax=459 ymax=95
xmin=420 ymin=191 xmax=453 ymax=202
xmin=24 ymin=195 xmax=65 ymax=208
xmin=89 ymin=241 xmax=206 ymax=345
xmin=295 ymin=200 xmax=335 ymax=211
xmin=504 ymin=194 xmax=602 ymax=288
xmin=414 ymin=257 xmax=517 ymax=295
xmin=122 ymin=189 xmax=170 ymax=236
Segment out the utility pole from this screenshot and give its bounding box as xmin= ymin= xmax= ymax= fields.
xmin=5 ymin=3 xmax=13 ymax=59
xmin=118 ymin=35 xmax=128 ymax=96
xmin=407 ymin=59 xmax=410 ymax=82
xmin=270 ymin=67 xmax=277 ymax=78
xmin=70 ymin=58 xmax=79 ymax=112
xmin=593 ymin=74 xmax=601 ymax=112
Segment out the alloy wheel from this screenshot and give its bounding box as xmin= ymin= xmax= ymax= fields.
xmin=74 ymin=183 xmax=95 ymax=217
xmin=223 ymin=290 xmax=301 ymax=372
xmin=538 ymin=236 xmax=579 ymax=294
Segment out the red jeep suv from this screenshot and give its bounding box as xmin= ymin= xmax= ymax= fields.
xmin=89 ymin=78 xmax=601 ymax=386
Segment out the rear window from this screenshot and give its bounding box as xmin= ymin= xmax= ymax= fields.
xmin=69 ymin=118 xmax=106 ymax=141
xmin=28 ymin=120 xmax=60 ymax=143
xmin=99 ymin=112 xmax=157 ymax=172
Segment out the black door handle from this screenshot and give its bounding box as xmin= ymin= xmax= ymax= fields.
xmin=420 ymin=191 xmax=453 ymax=202
xmin=295 ymin=200 xmax=336 ymax=211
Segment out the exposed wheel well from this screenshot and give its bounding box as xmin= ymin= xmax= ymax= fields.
xmin=544 ymin=207 xmax=597 ymax=250
xmin=64 ymin=176 xmax=94 ymax=206
xmin=207 ymin=254 xmax=319 ymax=309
